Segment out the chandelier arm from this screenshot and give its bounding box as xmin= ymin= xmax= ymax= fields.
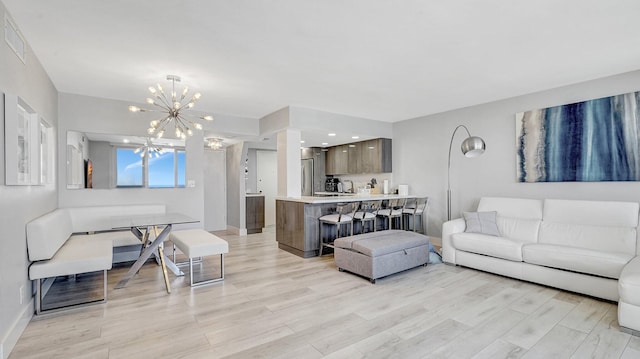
xmin=155 ymin=116 xmax=172 ymax=133
xmin=157 ymin=91 xmax=172 ymax=109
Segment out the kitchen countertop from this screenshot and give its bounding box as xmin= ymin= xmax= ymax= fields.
xmin=276 ymin=194 xmax=414 ymax=204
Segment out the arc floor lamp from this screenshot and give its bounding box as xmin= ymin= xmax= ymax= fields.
xmin=447 ymin=125 xmax=486 ymax=221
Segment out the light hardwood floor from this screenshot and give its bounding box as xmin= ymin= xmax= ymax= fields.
xmin=9 ymin=229 xmax=640 ymax=359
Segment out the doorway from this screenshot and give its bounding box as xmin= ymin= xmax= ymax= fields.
xmin=256 ymin=150 xmax=277 ymax=227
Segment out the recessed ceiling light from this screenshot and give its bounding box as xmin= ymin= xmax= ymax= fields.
xmin=123 ymin=139 xmax=130 ymax=143
xmin=352 ymin=136 xmax=359 ymax=139
xmin=349 ymin=144 xmax=356 ymax=148
xmin=300 ymin=140 xmax=305 ymax=143
xmin=328 ymin=133 xmax=336 ymax=137
xmin=322 ymin=142 xmax=328 ymax=146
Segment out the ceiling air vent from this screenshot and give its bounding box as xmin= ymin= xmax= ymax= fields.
xmin=4 ymin=15 xmax=25 ymax=63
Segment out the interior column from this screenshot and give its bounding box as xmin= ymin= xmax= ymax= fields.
xmin=277 ymin=129 xmax=301 ymax=197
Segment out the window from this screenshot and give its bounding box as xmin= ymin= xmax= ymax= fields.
xmin=148 ymin=149 xmax=186 ymax=188
xmin=116 ymin=148 xmax=143 ymax=187
xmin=116 ymin=147 xmax=185 ymax=188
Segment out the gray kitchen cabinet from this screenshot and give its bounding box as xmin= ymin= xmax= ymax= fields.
xmin=325 ymin=138 xmax=392 ymax=175
xmin=326 ymin=145 xmax=349 ymax=175
xmin=246 ymin=195 xmax=265 ymax=234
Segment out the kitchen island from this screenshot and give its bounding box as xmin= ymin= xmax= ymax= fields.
xmin=276 ymin=194 xmax=415 ymax=258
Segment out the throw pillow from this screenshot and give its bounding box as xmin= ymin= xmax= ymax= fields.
xmin=463 ymin=211 xmax=500 ymax=236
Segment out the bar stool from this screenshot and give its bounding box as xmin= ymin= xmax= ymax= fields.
xmin=402 ymin=197 xmax=430 ymax=233
xmin=353 ymin=200 xmax=382 ymax=234
xmin=318 ymin=202 xmax=358 ymax=256
xmin=377 ymin=198 xmax=406 ymax=230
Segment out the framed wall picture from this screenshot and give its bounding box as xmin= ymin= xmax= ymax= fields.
xmin=4 ymin=93 xmax=41 ymax=185
xmin=516 ymin=91 xmax=640 ymax=182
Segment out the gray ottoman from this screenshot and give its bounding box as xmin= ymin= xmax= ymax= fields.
xmin=334 ymin=230 xmax=430 ymax=283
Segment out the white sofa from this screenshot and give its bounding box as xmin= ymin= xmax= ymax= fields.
xmin=442 ymin=197 xmax=640 ymax=333
xmin=26 ymin=204 xmax=166 ymax=314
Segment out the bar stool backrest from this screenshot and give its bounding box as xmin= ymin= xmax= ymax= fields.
xmin=387 ymin=198 xmax=406 ymax=209
xmin=359 ymin=200 xmax=382 ymax=214
xmin=336 ymin=202 xmax=358 ymax=221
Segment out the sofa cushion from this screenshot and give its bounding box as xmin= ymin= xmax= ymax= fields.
xmin=539 ymin=222 xmax=636 ymax=254
xmin=619 ymin=257 xmax=640 ymax=306
xmin=540 ymin=199 xmax=638 ymax=254
xmin=477 ymin=197 xmax=543 ymax=243
xmin=522 ymin=243 xmax=633 ymax=279
xmin=27 ymin=209 xmax=73 ymax=262
xmin=29 ymin=236 xmax=113 ymax=280
xmin=463 ymin=211 xmax=500 ymax=236
xmin=451 ymin=233 xmax=525 ymax=262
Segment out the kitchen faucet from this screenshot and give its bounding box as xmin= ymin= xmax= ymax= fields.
xmin=343 ymin=180 xmax=354 ymax=193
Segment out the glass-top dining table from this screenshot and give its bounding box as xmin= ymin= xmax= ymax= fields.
xmin=111 ymin=213 xmax=199 ymax=293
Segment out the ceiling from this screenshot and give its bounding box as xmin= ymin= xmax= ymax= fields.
xmin=4 ymin=1 xmax=640 ymax=127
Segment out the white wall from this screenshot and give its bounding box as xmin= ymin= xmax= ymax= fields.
xmin=226 ymin=142 xmax=248 ymax=234
xmin=203 ymin=149 xmax=227 ymax=231
xmin=0 ymin=4 xmax=58 ymax=358
xmin=393 ymin=69 xmax=640 ymax=238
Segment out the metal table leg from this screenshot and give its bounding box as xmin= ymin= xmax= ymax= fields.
xmin=115 ymin=224 xmax=173 ymax=289
xmin=154 ymin=226 xmax=172 ymax=294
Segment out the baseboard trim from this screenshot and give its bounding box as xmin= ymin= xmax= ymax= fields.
xmin=1 ymin=298 xmax=33 ymax=359
xmin=226 ymin=225 xmax=248 ymax=236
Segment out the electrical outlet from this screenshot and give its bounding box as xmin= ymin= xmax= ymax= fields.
xmin=187 ymin=180 xmax=196 ymax=188
xmin=19 ymin=285 xmax=24 ymax=304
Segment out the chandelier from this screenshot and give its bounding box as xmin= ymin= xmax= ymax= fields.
xmin=129 ymin=75 xmax=213 ymax=139
xmin=206 ymin=138 xmax=224 ymax=150
xmin=134 ymin=137 xmax=164 ymax=158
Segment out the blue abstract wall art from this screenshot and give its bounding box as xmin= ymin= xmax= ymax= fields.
xmin=516 ymin=91 xmax=640 ymax=182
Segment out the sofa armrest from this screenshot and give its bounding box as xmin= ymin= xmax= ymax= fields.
xmin=442 ymin=218 xmax=466 ymax=264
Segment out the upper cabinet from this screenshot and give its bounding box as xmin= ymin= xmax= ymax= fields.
xmin=326 ymin=138 xmax=392 ymax=175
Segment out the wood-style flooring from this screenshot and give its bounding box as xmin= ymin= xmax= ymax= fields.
xmin=9 ymin=228 xmax=640 ymax=359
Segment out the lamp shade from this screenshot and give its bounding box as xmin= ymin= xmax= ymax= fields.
xmin=461 ymin=136 xmax=485 ymax=158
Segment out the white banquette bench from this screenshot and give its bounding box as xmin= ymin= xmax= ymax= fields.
xmin=26 ymin=204 xmax=165 ymax=314
xmin=442 ymin=197 xmax=640 ymax=334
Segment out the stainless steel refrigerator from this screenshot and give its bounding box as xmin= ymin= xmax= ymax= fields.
xmin=301 ymin=158 xmax=314 ymax=196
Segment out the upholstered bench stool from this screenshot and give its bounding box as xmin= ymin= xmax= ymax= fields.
xmin=334 ymin=230 xmax=430 ymax=283
xmin=170 ymin=229 xmax=229 ymax=287
xmin=619 ymin=257 xmax=640 ymax=334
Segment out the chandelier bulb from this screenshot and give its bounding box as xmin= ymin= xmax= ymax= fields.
xmin=187 ymin=129 xmax=193 ymax=136
xmin=147 ymin=128 xmax=155 ymax=134
xmin=148 ymin=86 xmax=156 ymax=94
xmin=194 ymin=123 xmax=203 ymax=130
xmin=203 ymin=115 xmax=214 ymax=121
xmin=146 ymin=98 xmax=154 ymax=105
xmin=171 ymin=90 xmax=177 ymax=101
xmin=193 ymin=93 xmax=201 ymax=100
xmin=157 ymin=83 xmax=163 ymax=92
xmin=157 ymin=130 xmax=164 ymax=138
xmin=174 ymin=102 xmax=181 ymax=109
xmin=182 ymin=87 xmax=189 ymax=97
xmin=129 ymin=105 xmax=141 ymax=113
xmin=187 ymin=102 xmax=194 ymax=108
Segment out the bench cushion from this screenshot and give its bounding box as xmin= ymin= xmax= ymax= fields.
xmin=27 ymin=209 xmax=73 ymax=262
xmin=72 ymin=231 xmax=141 ymax=247
xmin=29 ymin=237 xmax=113 ymax=280
xmin=66 ymin=204 xmax=166 ymax=233
xmin=171 ymin=229 xmax=228 ymax=258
